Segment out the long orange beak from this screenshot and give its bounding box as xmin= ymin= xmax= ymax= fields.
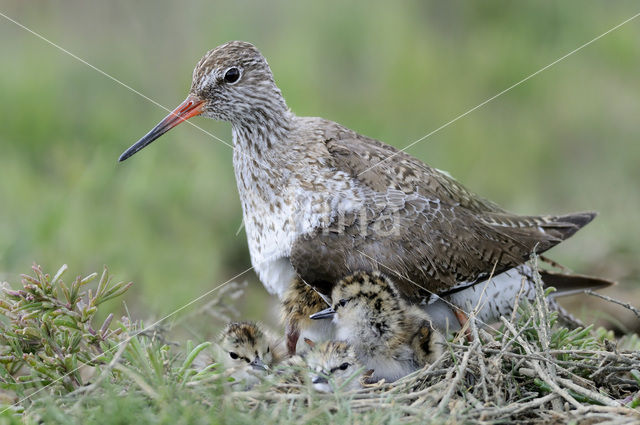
xmin=118 ymin=95 xmax=204 ymax=162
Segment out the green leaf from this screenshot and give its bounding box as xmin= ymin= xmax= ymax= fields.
xmin=179 ymin=342 xmax=212 ymax=383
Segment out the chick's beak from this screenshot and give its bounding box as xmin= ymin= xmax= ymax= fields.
xmin=118 ymin=95 xmax=204 ymax=162
xmin=309 ymin=307 xmax=336 ymax=320
xmin=250 ymin=357 xmax=268 ymax=371
xmin=312 ymin=375 xmax=328 ymax=385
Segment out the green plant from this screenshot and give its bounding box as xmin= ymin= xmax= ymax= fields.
xmin=0 ymin=264 xmax=132 ymax=394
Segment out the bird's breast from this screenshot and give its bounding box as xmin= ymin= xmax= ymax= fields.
xmin=232 ymin=141 xmax=364 ymax=296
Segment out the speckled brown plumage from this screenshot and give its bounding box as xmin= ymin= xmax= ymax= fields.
xmin=315 ymin=271 xmax=444 ymax=382
xmin=120 ymin=41 xmax=612 ymax=349
xmin=304 ymin=340 xmax=364 ymax=392
xmin=218 ymin=321 xmax=284 ymax=378
xmin=280 ymin=277 xmax=330 ymax=354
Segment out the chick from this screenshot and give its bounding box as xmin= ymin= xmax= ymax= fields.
xmin=304 ymin=340 xmax=364 ymax=393
xmin=310 ymin=271 xmax=444 ymax=382
xmin=281 ymin=277 xmax=334 ymax=355
xmin=217 ymin=321 xmax=284 ymax=386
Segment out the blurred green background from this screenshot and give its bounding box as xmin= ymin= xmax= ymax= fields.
xmin=1 ymin=1 xmax=639 ymax=334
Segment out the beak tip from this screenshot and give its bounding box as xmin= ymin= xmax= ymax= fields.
xmin=118 ymin=145 xmax=139 ymax=162
xmin=117 ymin=96 xmax=204 ymax=164
xmin=309 ymin=308 xmax=336 ymax=320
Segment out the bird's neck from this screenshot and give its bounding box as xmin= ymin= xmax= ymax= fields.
xmin=231 ymin=106 xmax=297 ymax=196
xmin=230 ymin=83 xmax=293 ymax=154
xmin=232 ymin=114 xmax=292 ymax=155
xmin=230 ymin=105 xmax=302 ymax=267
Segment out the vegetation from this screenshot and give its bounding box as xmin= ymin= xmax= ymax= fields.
xmin=1 ymin=263 xmax=639 ymax=424
xmin=1 ymin=1 xmax=640 ymax=325
xmin=1 ymin=1 xmax=640 ymax=423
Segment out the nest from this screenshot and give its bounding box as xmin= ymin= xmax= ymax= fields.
xmin=219 ymin=276 xmax=640 ymax=424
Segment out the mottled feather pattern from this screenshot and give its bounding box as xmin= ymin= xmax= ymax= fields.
xmin=119 ymin=41 xmax=617 ymax=384
xmin=305 ymin=341 xmax=358 ymax=370
xmin=329 ymin=271 xmax=444 ymax=382
xmin=290 ymin=119 xmax=596 ymax=300
xmin=281 ymin=277 xmax=334 ymax=353
xmin=281 ymin=278 xmax=328 ymax=327
xmin=218 ymin=321 xmax=284 ymax=365
xmin=220 ymin=321 xmax=265 ymax=348
xmin=305 ymin=340 xmax=363 ymax=392
xmin=217 ymin=321 xmax=284 ymax=386
xmin=193 ymin=45 xmax=597 ymax=300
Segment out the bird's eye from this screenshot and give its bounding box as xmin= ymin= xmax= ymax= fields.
xmin=338 ymin=299 xmax=348 ymax=307
xmin=266 ymin=346 xmax=270 ymax=353
xmin=229 ymin=352 xmax=239 ymax=359
xmin=339 ymin=362 xmax=350 ymax=370
xmin=224 ymin=67 xmax=240 ymax=84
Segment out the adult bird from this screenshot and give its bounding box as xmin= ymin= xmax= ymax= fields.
xmin=119 ymin=41 xmax=612 ymax=352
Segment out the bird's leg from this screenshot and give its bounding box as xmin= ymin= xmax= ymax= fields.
xmin=281 ymin=278 xmax=306 ymax=356
xmin=286 ymin=325 xmax=300 ymax=356
xmin=453 ymin=308 xmax=473 ymax=342
xmin=281 ymin=276 xmax=332 ymax=356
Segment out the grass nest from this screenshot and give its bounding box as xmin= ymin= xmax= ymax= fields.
xmin=235 ymin=315 xmax=640 ymax=424
xmin=0 ymin=263 xmax=639 ymax=424
xmin=220 ymin=264 xmax=640 ymax=424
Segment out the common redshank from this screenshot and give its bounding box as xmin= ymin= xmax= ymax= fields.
xmin=119 ymin=41 xmax=613 ymax=353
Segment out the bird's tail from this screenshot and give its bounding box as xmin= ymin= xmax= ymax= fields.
xmin=504 ymin=211 xmax=597 ymax=242
xmin=537 ymin=211 xmax=598 ymax=242
xmin=540 ymin=269 xmax=616 ymax=298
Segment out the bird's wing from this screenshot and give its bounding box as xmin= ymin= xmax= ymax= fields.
xmin=289 ymin=121 xmax=595 ymax=302
xmin=319 ymin=122 xmax=507 ymax=214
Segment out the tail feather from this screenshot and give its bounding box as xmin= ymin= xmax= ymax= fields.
xmin=483 ymin=211 xmax=597 ymax=256
xmin=535 ymin=211 xmax=598 ymax=242
xmin=540 ymin=270 xmax=616 ymax=298
xmin=559 ymin=211 xmax=598 ymax=228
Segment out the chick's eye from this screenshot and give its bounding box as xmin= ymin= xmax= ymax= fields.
xmin=337 ymin=299 xmax=348 ymax=307
xmin=339 ymin=362 xmax=350 ymax=370
xmin=224 ymin=67 xmax=240 ymax=83
xmin=229 ymin=352 xmax=238 ymax=359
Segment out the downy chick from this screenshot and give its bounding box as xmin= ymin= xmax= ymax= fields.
xmin=217 ymin=321 xmax=284 ymax=386
xmin=311 ymin=271 xmax=444 ymax=382
xmin=281 ymin=277 xmax=334 ymax=355
xmin=304 ymin=340 xmax=364 ymax=393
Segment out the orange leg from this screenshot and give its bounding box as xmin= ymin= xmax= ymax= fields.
xmin=454 ymin=308 xmax=473 ymax=342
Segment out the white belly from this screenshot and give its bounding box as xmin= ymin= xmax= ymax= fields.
xmin=254 ymin=257 xmax=296 ymax=298
xmin=425 ymin=266 xmax=536 ymax=332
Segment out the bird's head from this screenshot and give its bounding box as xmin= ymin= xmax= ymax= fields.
xmin=218 ymin=321 xmax=275 ymax=372
xmin=305 ymin=341 xmax=362 ymax=393
xmin=310 ymin=271 xmax=405 ymax=344
xmin=119 ymin=41 xmax=288 ymax=162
